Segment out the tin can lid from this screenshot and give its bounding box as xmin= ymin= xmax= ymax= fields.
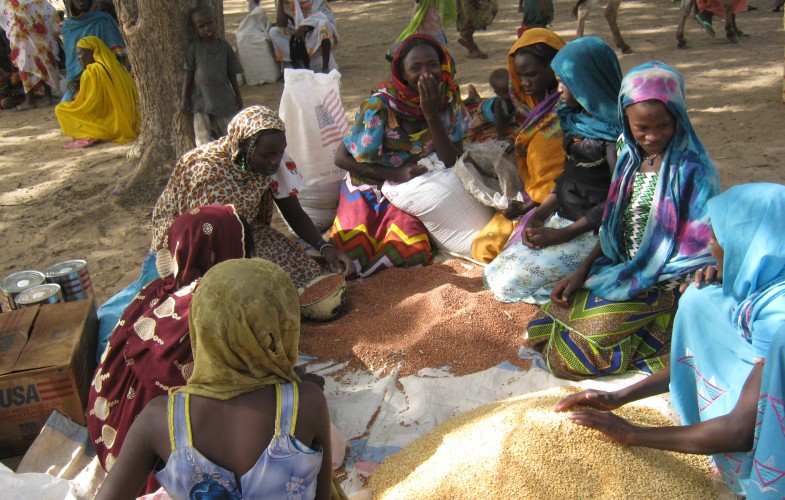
xmin=1 ymin=270 xmax=46 ymax=293
xmin=14 ymin=284 xmax=62 ymax=305
xmin=44 ymin=260 xmax=87 ymax=278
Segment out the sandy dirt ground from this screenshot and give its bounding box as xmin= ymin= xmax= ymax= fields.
xmin=0 ymin=0 xmax=783 ymax=306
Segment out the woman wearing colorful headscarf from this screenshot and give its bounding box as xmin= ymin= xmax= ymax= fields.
xmin=471 ymin=29 xmax=565 ymax=263
xmin=96 ymin=106 xmax=352 ymax=358
xmin=484 ymin=37 xmax=622 ymax=304
xmin=329 ymin=34 xmax=469 ymax=277
xmin=526 ymin=62 xmax=720 ymax=380
xmin=88 ymin=205 xmax=249 ymax=485
xmin=556 ymin=183 xmax=785 ymax=498
xmin=0 ymin=0 xmax=60 ymax=110
xmin=96 ymin=259 xmax=347 ymax=500
xmin=61 ymin=0 xmax=127 ymax=103
xmin=55 ymin=36 xmax=139 ymax=147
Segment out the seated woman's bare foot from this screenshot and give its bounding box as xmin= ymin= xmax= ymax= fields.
xmin=464 ymin=84 xmax=481 ymax=105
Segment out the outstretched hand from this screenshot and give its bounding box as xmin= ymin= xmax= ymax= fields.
xmin=553 ymin=389 xmax=622 ymax=412
xmin=567 ymin=410 xmax=637 ymax=446
xmin=322 ymin=246 xmax=355 ymax=278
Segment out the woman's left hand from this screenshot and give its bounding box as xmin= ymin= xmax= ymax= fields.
xmin=418 ymin=73 xmax=443 ymax=119
xmin=322 ymin=246 xmax=355 ymax=277
xmin=567 ymin=410 xmax=637 ymax=446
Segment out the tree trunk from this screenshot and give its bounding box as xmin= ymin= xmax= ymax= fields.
xmin=113 ymin=0 xmax=224 ymax=197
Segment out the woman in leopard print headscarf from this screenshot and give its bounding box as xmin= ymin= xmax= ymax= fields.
xmin=152 ymin=105 xmax=352 ymax=288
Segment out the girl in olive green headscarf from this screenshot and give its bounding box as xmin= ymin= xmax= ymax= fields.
xmin=96 ymin=259 xmax=345 ymax=500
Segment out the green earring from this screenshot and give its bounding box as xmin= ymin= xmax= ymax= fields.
xmin=240 ymin=155 xmax=248 ymax=172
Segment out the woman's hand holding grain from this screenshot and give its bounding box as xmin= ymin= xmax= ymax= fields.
xmin=567 ymin=410 xmax=637 ymax=446
xmin=321 ymin=246 xmax=355 ymax=277
xmin=553 ymin=389 xmax=622 ymax=412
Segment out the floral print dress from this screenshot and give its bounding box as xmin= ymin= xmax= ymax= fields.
xmin=0 ymin=0 xmax=61 ymax=93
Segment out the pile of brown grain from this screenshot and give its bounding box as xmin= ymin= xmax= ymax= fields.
xmin=299 ymin=260 xmax=539 ymax=376
xmin=369 ymin=387 xmax=715 ymax=499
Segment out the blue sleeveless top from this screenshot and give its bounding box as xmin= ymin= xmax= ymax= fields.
xmin=155 ymin=383 xmax=323 ymax=499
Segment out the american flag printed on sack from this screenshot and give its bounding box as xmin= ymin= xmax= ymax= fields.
xmin=315 ymin=88 xmax=348 ymax=148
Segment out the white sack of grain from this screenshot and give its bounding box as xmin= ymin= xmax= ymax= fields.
xmin=382 ymin=155 xmax=495 ymax=255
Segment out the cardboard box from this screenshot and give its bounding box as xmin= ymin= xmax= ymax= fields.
xmin=0 ymin=300 xmax=97 ymax=458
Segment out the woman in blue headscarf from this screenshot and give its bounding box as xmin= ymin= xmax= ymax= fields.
xmin=555 ymin=183 xmax=785 ymax=499
xmin=526 ymin=61 xmax=720 ymax=380
xmin=484 ymin=37 xmax=622 ymax=304
xmin=61 ymin=0 xmax=127 ymax=102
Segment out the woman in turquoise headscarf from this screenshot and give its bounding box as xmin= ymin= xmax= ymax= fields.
xmin=61 ymin=0 xmax=127 ymax=102
xmin=555 ymin=183 xmax=785 ymax=499
xmin=526 ymin=62 xmax=720 ymax=380
xmin=484 ymin=37 xmax=622 ymax=304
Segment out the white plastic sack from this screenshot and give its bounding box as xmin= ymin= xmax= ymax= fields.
xmin=279 ymin=68 xmax=347 ymax=230
xmin=280 ymin=52 xmax=339 ymax=73
xmin=381 ymin=158 xmax=495 ymax=255
xmin=235 ymin=7 xmax=281 ymax=85
xmin=453 ymin=141 xmax=524 ymax=210
xmin=0 ymin=463 xmax=75 ymax=500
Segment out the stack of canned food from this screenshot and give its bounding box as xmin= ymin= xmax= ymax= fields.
xmin=0 ymin=260 xmax=93 ymax=312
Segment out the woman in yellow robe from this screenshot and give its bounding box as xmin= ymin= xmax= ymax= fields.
xmin=55 ymin=36 xmax=139 ymax=145
xmin=472 ymin=29 xmax=566 ymax=263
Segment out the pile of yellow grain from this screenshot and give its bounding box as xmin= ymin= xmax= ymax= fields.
xmin=369 ymin=387 xmax=715 ymax=499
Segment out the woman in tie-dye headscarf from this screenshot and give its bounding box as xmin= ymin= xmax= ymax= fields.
xmin=527 ymin=62 xmax=720 ymax=381
xmin=556 ymin=183 xmax=785 ymax=499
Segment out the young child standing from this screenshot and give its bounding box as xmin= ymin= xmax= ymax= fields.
xmin=182 ymin=5 xmax=244 ymax=146
xmin=95 ymin=259 xmax=338 ymax=500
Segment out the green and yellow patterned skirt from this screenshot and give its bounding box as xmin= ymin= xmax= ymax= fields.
xmin=526 ymin=288 xmax=677 ymax=381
